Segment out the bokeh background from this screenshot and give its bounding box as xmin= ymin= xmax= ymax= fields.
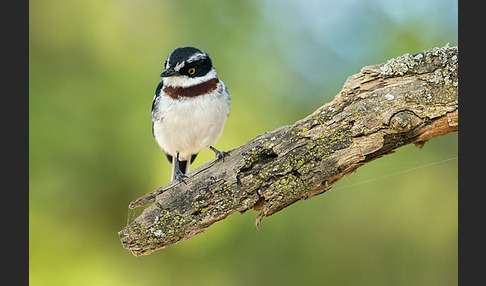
xmin=29 ymin=0 xmax=458 ymax=285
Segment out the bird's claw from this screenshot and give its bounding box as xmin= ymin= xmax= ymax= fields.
xmin=215 ymin=150 xmax=228 ymax=161
xmin=174 ymin=168 xmax=187 ymax=183
xmin=210 ymin=146 xmax=228 ymax=162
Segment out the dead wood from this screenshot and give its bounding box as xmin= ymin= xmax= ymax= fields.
xmin=119 ymin=45 xmax=458 ymax=256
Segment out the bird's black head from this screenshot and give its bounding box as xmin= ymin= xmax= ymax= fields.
xmin=160 ymin=47 xmax=213 ymax=78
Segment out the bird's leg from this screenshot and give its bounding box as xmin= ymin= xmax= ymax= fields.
xmin=209 ymin=146 xmax=228 ymax=161
xmin=174 ymin=152 xmax=187 ymax=182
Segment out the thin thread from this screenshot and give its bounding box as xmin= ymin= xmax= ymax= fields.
xmin=127 ymin=207 xmax=139 ymax=225
xmin=334 ymin=156 xmax=458 ymax=190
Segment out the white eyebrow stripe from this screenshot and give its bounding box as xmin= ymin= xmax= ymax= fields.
xmin=187 ymin=52 xmax=207 ymax=63
xmin=174 ymin=61 xmax=185 ymax=72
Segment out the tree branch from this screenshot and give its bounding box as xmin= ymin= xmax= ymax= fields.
xmin=119 ymin=45 xmax=458 ymax=256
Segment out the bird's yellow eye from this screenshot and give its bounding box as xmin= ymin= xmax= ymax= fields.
xmin=188 ymin=68 xmax=196 ymax=75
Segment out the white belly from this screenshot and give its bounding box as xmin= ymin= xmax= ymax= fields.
xmin=153 ymin=92 xmax=229 ymax=161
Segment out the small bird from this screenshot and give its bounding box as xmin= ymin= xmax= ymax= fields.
xmin=151 ymin=47 xmax=230 ymax=182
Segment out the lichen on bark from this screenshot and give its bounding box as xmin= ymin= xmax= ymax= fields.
xmin=119 ymin=45 xmax=458 ymax=256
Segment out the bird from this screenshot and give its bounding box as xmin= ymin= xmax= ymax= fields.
xmin=151 ymin=47 xmax=231 ymax=182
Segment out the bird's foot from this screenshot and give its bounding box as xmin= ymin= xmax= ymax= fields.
xmin=174 ymin=168 xmax=187 ymax=183
xmin=209 ymin=146 xmax=229 ymax=161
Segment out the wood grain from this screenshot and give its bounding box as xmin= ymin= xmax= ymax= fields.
xmin=119 ymin=45 xmax=458 ymax=256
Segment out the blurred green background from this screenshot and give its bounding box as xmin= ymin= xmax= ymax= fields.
xmin=29 ymin=0 xmax=458 ymax=285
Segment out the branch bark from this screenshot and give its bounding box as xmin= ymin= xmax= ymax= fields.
xmin=119 ymin=45 xmax=458 ymax=256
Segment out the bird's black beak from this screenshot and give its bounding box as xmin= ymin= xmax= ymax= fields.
xmin=160 ymin=69 xmax=178 ymax=77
